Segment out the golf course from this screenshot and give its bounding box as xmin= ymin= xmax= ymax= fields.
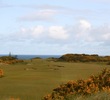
xmin=0 ymin=56 xmax=110 ymax=100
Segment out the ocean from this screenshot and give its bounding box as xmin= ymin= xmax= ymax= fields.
xmin=0 ymin=54 xmax=61 ymax=60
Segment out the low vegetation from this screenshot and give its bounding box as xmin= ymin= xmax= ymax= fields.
xmin=0 ymin=69 xmax=4 ymax=77
xmin=59 ymin=54 xmax=110 ymax=63
xmin=44 ymin=68 xmax=110 ymax=100
xmin=65 ymin=92 xmax=110 ymax=100
xmin=107 ymin=62 xmax=110 ymax=65
xmin=0 ymin=56 xmax=23 ymax=64
xmin=0 ymin=56 xmax=109 ymax=100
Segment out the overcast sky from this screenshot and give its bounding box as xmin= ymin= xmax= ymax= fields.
xmin=0 ymin=0 xmax=110 ymax=55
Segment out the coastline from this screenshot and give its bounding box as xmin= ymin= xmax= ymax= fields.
xmin=0 ymin=54 xmax=61 ymax=60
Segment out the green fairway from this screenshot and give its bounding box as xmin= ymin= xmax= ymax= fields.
xmin=0 ymin=59 xmax=110 ymax=100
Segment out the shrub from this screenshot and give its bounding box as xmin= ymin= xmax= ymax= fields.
xmin=43 ymin=68 xmax=110 ymax=100
xmin=0 ymin=56 xmax=24 ymax=64
xmin=59 ymin=54 xmax=110 ymax=62
xmin=0 ymin=69 xmax=4 ymax=77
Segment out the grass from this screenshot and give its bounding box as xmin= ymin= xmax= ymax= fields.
xmin=0 ymin=59 xmax=110 ymax=100
xmin=65 ymin=92 xmax=110 ymax=100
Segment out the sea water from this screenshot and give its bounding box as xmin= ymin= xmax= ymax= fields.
xmin=0 ymin=54 xmax=61 ymax=60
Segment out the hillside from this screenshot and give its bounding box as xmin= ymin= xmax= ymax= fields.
xmin=59 ymin=54 xmax=110 ymax=62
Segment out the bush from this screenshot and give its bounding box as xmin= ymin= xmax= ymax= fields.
xmin=0 ymin=56 xmax=24 ymax=64
xmin=59 ymin=54 xmax=110 ymax=62
xmin=43 ymin=68 xmax=110 ymax=100
xmin=0 ymin=69 xmax=4 ymax=78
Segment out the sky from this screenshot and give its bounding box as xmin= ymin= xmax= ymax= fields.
xmin=0 ymin=0 xmax=110 ymax=55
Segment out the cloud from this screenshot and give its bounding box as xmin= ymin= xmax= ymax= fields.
xmin=29 ymin=4 xmax=67 ymax=10
xmin=1 ymin=18 xmax=110 ymax=55
xmin=20 ymin=25 xmax=45 ymax=38
xmin=102 ymin=33 xmax=110 ymax=40
xmin=7 ymin=19 xmax=110 ymax=44
xmin=76 ymin=19 xmax=91 ymax=37
xmin=91 ymin=0 xmax=110 ymax=3
xmin=0 ymin=1 xmax=13 ymax=8
xmin=20 ymin=9 xmax=58 ymax=22
xmin=88 ymin=24 xmax=110 ymax=42
xmin=67 ymin=19 xmax=92 ymax=42
xmin=79 ymin=0 xmax=110 ymax=3
xmin=79 ymin=20 xmax=91 ymax=30
xmin=4 ymin=25 xmax=70 ymax=45
xmin=31 ymin=26 xmax=45 ymax=37
xmin=2 ymin=19 xmax=110 ymax=51
xmin=19 ymin=5 xmax=94 ymax=22
xmin=18 ymin=4 xmax=108 ymax=23
xmin=49 ymin=26 xmax=69 ymax=40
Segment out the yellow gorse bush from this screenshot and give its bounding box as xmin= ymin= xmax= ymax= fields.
xmin=44 ymin=68 xmax=110 ymax=100
xmin=0 ymin=69 xmax=4 ymax=77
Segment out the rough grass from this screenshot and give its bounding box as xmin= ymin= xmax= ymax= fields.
xmin=0 ymin=59 xmax=110 ymax=100
xmin=65 ymin=92 xmax=110 ymax=100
